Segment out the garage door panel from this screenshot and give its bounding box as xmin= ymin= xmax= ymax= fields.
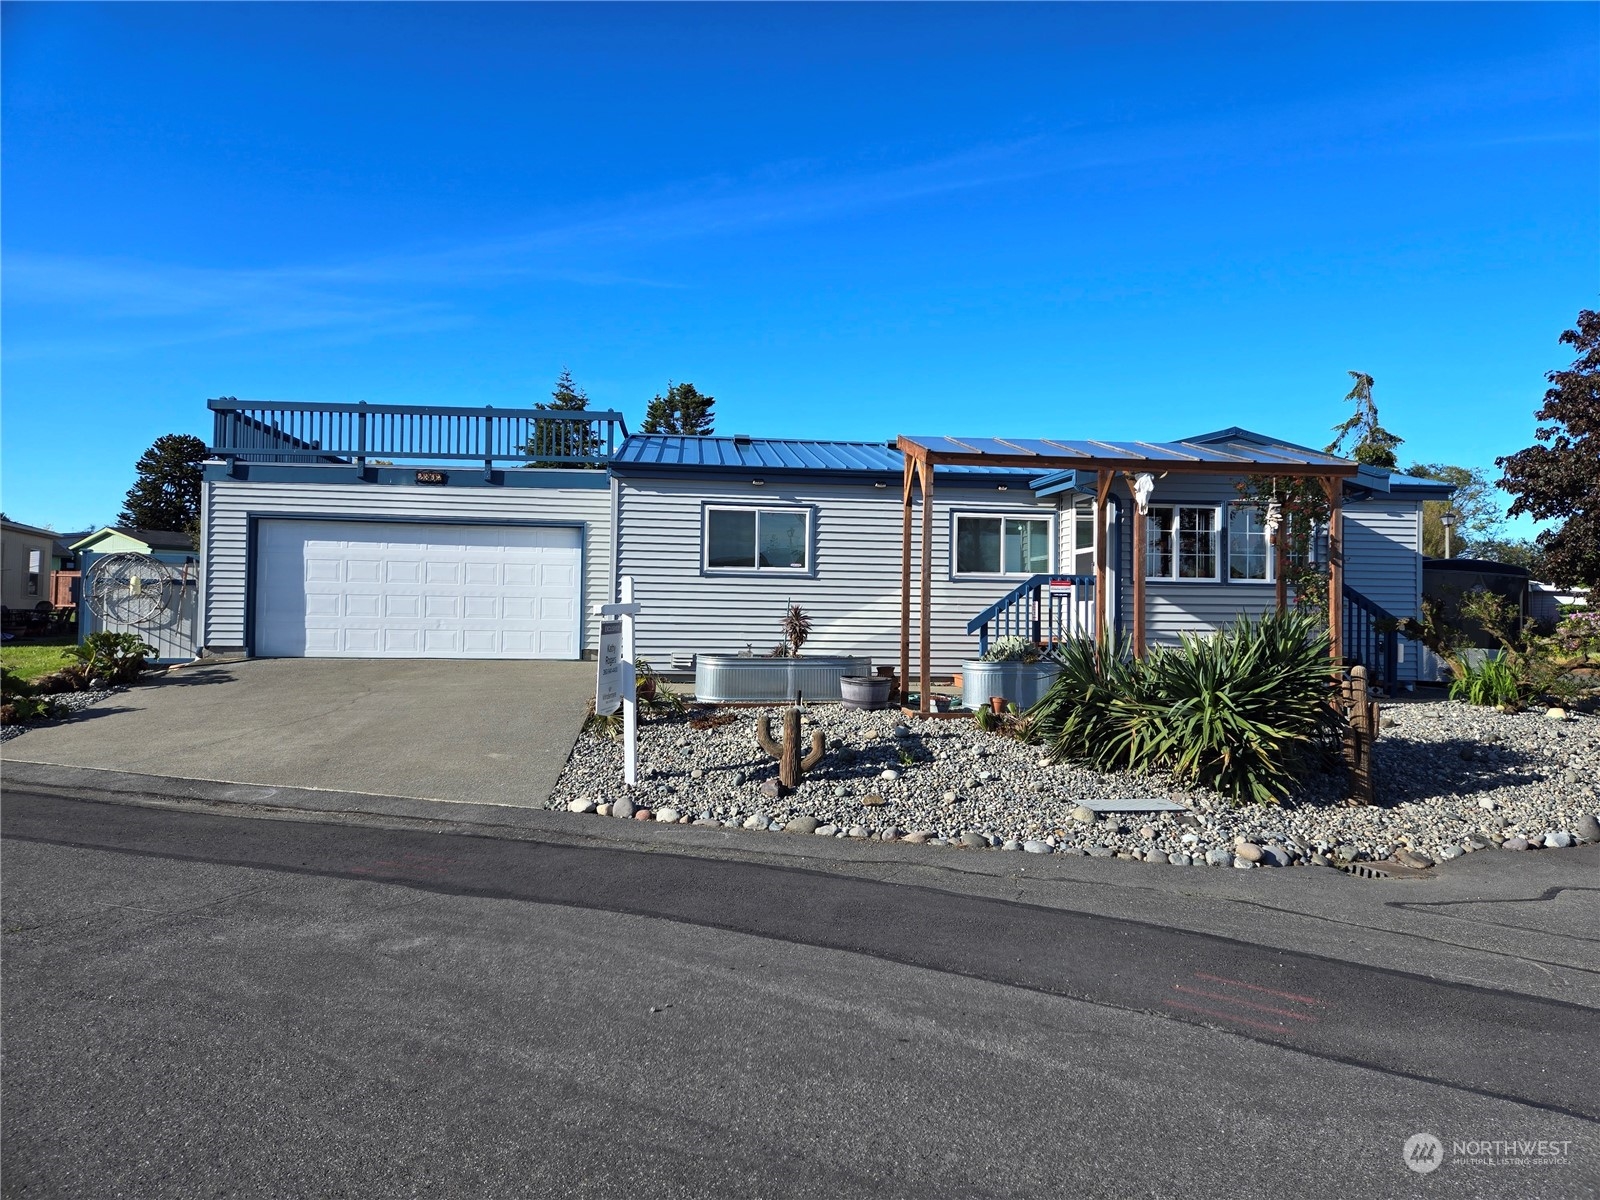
xmin=255 ymin=519 xmax=582 ymax=660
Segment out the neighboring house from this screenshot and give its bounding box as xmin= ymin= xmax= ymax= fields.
xmin=196 ymin=399 xmax=1451 ymax=686
xmin=73 ymin=527 xmax=201 ymax=663
xmin=1 ymin=518 xmax=59 ymax=612
xmin=50 ymin=531 xmax=93 ymax=609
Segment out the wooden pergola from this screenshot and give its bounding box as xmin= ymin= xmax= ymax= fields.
xmin=897 ymin=434 xmax=1362 ymax=716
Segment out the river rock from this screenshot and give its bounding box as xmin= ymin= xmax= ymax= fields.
xmin=655 ymin=807 xmax=681 ymax=823
xmin=786 ymin=816 xmax=820 ymax=835
xmin=614 ymin=799 xmax=636 ymax=820
xmin=960 ymin=831 xmax=988 ymax=849
xmin=1071 ymin=806 xmax=1096 ymax=824
xmin=567 ymin=799 xmax=596 ymax=814
xmin=1574 ymin=815 xmax=1600 ymax=843
xmin=1234 ymin=842 xmax=1264 ymax=864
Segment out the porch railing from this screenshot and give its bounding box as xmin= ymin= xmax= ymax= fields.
xmin=967 ymin=574 xmax=1096 ymax=657
xmin=1343 ymin=583 xmax=1400 ymax=692
xmin=208 ymin=398 xmax=629 ymax=468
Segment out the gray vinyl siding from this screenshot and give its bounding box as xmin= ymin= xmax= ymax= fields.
xmin=202 ymin=479 xmax=612 ymax=654
xmin=1128 ymin=476 xmax=1279 ymax=647
xmin=616 ymin=477 xmax=1056 ymax=673
xmin=1343 ymin=497 xmax=1425 ymax=683
xmin=1111 ymin=478 xmax=1426 ymax=682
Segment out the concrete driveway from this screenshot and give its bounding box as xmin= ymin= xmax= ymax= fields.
xmin=2 ymin=659 xmax=595 ymax=808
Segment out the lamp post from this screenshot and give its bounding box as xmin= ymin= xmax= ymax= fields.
xmin=1440 ymin=508 xmax=1457 ymax=558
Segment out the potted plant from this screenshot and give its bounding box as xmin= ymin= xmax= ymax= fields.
xmin=841 ymin=673 xmax=893 ymax=710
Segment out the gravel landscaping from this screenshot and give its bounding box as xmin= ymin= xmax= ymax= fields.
xmin=548 ymin=697 xmax=1600 ymax=868
xmin=0 ymin=687 xmax=118 ymax=742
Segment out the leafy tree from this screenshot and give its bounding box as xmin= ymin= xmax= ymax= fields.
xmin=640 ymin=381 xmax=715 ymax=435
xmin=1464 ymin=536 xmax=1543 ymax=574
xmin=1405 ymin=463 xmax=1504 ymax=558
xmin=118 ymin=433 xmax=206 ymax=548
xmin=1497 ymin=309 xmax=1600 ymax=588
xmin=1325 ymin=371 xmax=1404 ymax=468
xmin=527 ymin=367 xmax=601 ymax=467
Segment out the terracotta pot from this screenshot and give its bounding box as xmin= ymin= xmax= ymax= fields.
xmin=989 ymin=695 xmax=1006 ymax=715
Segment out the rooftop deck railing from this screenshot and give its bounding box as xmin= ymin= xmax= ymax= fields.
xmin=208 ymin=399 xmax=629 ymax=468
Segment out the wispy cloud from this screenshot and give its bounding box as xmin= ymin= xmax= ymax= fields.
xmin=5 ymin=40 xmax=1586 ymax=361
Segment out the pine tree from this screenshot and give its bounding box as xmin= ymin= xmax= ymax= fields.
xmin=640 ymin=381 xmax=715 ymax=436
xmin=119 ymin=434 xmax=206 ymax=548
xmin=1325 ymin=372 xmax=1404 ymax=468
xmin=528 ymin=367 xmax=600 ymax=466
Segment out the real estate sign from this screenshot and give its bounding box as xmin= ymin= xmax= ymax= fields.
xmin=596 ymin=619 xmax=624 ymax=715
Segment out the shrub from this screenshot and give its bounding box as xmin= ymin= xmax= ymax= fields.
xmin=1552 ymin=610 xmax=1600 ymax=657
xmin=1028 ymin=611 xmax=1343 ymax=805
xmin=64 ymin=632 xmax=154 ymax=685
xmin=0 ymin=667 xmax=62 ymax=724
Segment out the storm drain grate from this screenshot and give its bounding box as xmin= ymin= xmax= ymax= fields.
xmin=1339 ymin=861 xmax=1434 ymax=881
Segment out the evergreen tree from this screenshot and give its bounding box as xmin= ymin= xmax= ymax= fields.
xmin=119 ymin=434 xmax=206 ymax=548
xmin=528 ymin=367 xmax=600 ymax=466
xmin=640 ymin=381 xmax=715 ymax=436
xmin=1497 ymin=309 xmax=1600 ymax=587
xmin=1325 ymin=371 xmax=1403 ymax=468
xmin=1406 ymin=463 xmax=1504 ymax=558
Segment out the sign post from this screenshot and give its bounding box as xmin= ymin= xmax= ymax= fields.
xmin=594 ymin=575 xmax=641 ymax=788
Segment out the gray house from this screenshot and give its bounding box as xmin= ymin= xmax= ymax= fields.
xmin=196 ymin=399 xmax=1450 ymax=687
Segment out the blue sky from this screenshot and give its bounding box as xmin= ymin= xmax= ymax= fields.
xmin=3 ymin=2 xmax=1595 ymax=534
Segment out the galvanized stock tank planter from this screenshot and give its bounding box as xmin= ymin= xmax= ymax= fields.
xmin=694 ymin=655 xmax=873 ymax=703
xmin=960 ymin=660 xmax=1063 ymax=712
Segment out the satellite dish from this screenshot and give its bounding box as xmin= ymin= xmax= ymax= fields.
xmin=85 ymin=553 xmax=183 ymax=627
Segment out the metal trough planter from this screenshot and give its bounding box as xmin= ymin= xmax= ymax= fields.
xmin=694 ymin=655 xmax=873 ymax=703
xmin=960 ymin=660 xmax=1063 ymax=713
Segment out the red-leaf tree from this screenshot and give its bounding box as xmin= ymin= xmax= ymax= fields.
xmin=1496 ymin=310 xmax=1600 ymax=588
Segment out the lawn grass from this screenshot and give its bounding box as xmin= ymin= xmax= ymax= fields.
xmin=2 ymin=636 xmax=76 ymax=682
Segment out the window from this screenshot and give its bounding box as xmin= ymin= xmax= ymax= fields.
xmin=26 ymin=549 xmax=41 ymax=596
xmin=704 ymin=506 xmax=810 ymax=572
xmin=1072 ymin=498 xmax=1096 ymax=576
xmin=1228 ymin=503 xmax=1273 ymax=582
xmin=955 ymin=514 xmax=1051 ymax=576
xmin=1146 ymin=506 xmax=1219 ymax=581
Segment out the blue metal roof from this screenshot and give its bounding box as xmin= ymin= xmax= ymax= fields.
xmin=904 ymin=430 xmax=1358 ymax=470
xmin=611 ymin=435 xmax=1036 ymax=479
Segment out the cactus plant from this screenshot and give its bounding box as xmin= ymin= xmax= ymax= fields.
xmin=757 ymin=705 xmax=827 ymax=792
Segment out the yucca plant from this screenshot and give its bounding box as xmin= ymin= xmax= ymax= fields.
xmin=1028 ymin=612 xmax=1343 ymax=805
xmin=1029 ymin=633 xmax=1143 ymax=770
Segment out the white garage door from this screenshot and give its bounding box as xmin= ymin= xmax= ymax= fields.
xmin=254 ymin=519 xmax=582 ymax=659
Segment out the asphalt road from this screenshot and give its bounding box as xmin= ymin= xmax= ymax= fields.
xmin=4 ymin=787 xmax=1597 ymax=1199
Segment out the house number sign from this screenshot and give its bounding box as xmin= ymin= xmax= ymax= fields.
xmin=415 ymin=470 xmax=448 ymax=485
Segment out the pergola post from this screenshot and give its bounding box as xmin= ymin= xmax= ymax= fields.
xmin=1320 ymin=477 xmax=1344 ymax=666
xmin=900 ymin=453 xmax=914 ymax=706
xmin=1093 ymin=470 xmax=1113 ymax=642
xmin=918 ymin=457 xmax=934 ymax=716
xmin=1274 ymin=529 xmax=1288 ymax=614
xmin=1125 ymin=472 xmax=1147 ymax=658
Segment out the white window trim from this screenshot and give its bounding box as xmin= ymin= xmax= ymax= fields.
xmin=1227 ymin=501 xmax=1275 ymax=585
xmin=952 ymin=511 xmax=1055 ymax=579
xmin=1145 ymin=504 xmax=1222 ymax=583
xmin=702 ymin=505 xmax=813 ymax=574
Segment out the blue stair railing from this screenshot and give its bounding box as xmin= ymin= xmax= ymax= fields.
xmin=1343 ymin=584 xmax=1400 ymax=692
xmin=967 ymin=575 xmax=1096 ymax=657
